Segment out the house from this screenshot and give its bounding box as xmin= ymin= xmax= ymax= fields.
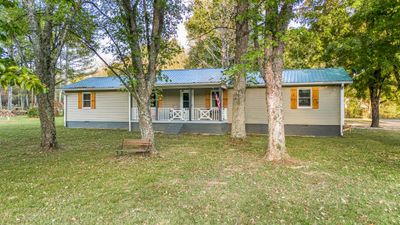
xmin=62 ymin=68 xmax=352 ymax=136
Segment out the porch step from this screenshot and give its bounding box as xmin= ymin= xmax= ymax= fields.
xmin=164 ymin=123 xmax=183 ymax=134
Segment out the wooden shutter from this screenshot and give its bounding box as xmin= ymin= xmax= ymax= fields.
xmin=290 ymin=88 xmax=297 ymax=109
xmin=91 ymin=92 xmax=96 ymax=109
xmin=223 ymin=89 xmax=228 ymax=108
xmin=205 ymin=90 xmax=211 ymax=108
xmin=312 ymin=87 xmax=319 ymax=109
xmin=78 ymin=92 xmax=82 ymax=109
xmin=157 ymin=94 xmax=163 ymax=107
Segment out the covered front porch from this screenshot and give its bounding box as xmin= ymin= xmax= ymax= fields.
xmin=130 ymin=87 xmax=228 ymax=122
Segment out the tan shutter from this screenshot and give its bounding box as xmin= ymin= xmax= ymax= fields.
xmin=223 ymin=89 xmax=228 ymax=108
xmin=290 ymin=88 xmax=297 ymax=109
xmin=91 ymin=92 xmax=96 ymax=109
xmin=78 ymin=92 xmax=82 ymax=109
xmin=205 ymin=90 xmax=211 ymax=108
xmin=312 ymin=87 xmax=319 ymax=109
xmin=158 ymin=94 xmax=163 ymax=107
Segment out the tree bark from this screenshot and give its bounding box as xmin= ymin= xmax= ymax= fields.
xmin=263 ymin=42 xmax=288 ymax=161
xmin=136 ymin=95 xmax=156 ymax=152
xmin=7 ymin=86 xmax=13 ymax=110
xmin=369 ymin=85 xmax=380 ymax=127
xmin=37 ymin=62 xmax=57 ymax=149
xmin=0 ymin=87 xmax=2 ymax=110
xmin=231 ymin=0 xmax=249 ymax=140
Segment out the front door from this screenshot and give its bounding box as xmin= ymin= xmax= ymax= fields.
xmin=180 ymin=90 xmax=191 ymax=109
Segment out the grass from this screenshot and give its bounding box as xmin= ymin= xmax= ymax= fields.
xmin=1 ymin=117 xmax=400 ymax=224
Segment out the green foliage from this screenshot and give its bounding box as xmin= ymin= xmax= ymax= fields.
xmin=0 ymin=52 xmax=46 ymax=93
xmin=287 ymin=0 xmax=400 ymax=98
xmin=27 ymin=107 xmax=39 ymax=118
xmin=284 ymin=28 xmax=325 ymax=69
xmin=185 ymin=0 xmax=235 ymax=68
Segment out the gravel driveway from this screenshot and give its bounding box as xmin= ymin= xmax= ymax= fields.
xmin=346 ymin=118 xmax=400 ymax=131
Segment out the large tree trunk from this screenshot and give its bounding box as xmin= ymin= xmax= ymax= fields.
xmin=37 ymin=62 xmax=57 ymax=149
xmin=135 ymin=93 xmax=156 ymax=153
xmin=263 ymin=43 xmax=288 ymax=161
xmin=231 ymin=0 xmax=249 ymax=140
xmin=369 ymin=86 xmax=380 ymax=127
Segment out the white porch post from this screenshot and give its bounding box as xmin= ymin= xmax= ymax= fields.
xmin=128 ymin=92 xmax=132 ymax=132
xmin=63 ymin=92 xmax=67 ymax=127
xmin=340 ymin=83 xmax=344 ymax=136
xmin=219 ymin=87 xmax=222 ymax=121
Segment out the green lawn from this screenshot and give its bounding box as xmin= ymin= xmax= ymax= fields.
xmin=1 ymin=117 xmax=399 ymax=224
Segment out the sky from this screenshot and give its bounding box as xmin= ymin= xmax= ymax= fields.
xmin=177 ymin=21 xmax=189 ymax=50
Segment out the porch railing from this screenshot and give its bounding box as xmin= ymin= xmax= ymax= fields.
xmin=131 ymin=107 xmax=227 ymax=121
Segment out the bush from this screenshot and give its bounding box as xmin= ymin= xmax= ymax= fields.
xmin=27 ymin=107 xmax=39 ymax=118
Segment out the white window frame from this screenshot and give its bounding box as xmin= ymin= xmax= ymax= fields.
xmin=210 ymin=90 xmax=221 ymax=108
xmin=82 ymin=92 xmax=92 ymax=109
xmin=297 ymin=88 xmax=312 ymax=109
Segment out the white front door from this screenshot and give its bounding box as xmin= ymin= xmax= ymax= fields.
xmin=180 ymin=90 xmax=194 ymax=109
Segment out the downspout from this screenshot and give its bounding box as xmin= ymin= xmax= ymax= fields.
xmin=340 ymin=83 xmax=344 ymax=136
xmin=128 ymin=92 xmax=132 ymax=132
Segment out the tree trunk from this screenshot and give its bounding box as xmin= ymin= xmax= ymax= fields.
xmin=135 ymin=94 xmax=156 ymax=153
xmin=0 ymin=87 xmax=3 ymax=110
xmin=263 ymin=43 xmax=288 ymax=161
xmin=369 ymin=86 xmax=380 ymax=127
xmin=7 ymin=85 xmax=13 ymax=110
xmin=21 ymin=90 xmax=26 ymax=110
xmin=37 ymin=63 xmax=58 ymax=149
xmin=231 ymin=0 xmax=249 ymax=140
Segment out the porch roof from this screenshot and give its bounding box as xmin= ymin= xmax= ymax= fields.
xmin=62 ymin=67 xmax=352 ymax=90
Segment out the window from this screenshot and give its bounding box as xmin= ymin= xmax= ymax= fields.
xmin=298 ymin=88 xmax=311 ymax=108
xmin=211 ymin=91 xmax=220 ymax=108
xmin=83 ymin=93 xmax=91 ymax=108
xmin=150 ymin=93 xmax=157 ymax=107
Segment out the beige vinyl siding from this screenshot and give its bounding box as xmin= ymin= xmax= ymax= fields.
xmin=66 ymin=91 xmax=129 ymax=122
xmin=160 ymin=89 xmax=180 ymax=108
xmin=194 ymin=89 xmax=207 ymax=108
xmin=227 ymin=86 xmax=340 ymax=125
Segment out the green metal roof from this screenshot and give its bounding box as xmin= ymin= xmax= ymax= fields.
xmin=63 ymin=67 xmax=352 ymax=90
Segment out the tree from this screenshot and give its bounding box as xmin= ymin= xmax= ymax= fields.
xmin=78 ymin=0 xmax=184 ymax=153
xmin=253 ymin=0 xmax=298 ymax=161
xmin=21 ymin=0 xmax=76 ymax=149
xmin=185 ymin=0 xmax=235 ymax=68
xmin=0 ymin=1 xmax=45 ymax=94
xmin=230 ymin=0 xmax=249 ymax=140
xmin=293 ymin=0 xmax=400 ymax=127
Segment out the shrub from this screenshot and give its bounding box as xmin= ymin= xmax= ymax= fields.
xmin=27 ymin=107 xmax=39 ymax=118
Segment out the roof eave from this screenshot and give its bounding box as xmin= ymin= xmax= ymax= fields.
xmin=243 ymin=81 xmax=353 ymax=87
xmin=62 ymin=87 xmax=123 ymax=91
